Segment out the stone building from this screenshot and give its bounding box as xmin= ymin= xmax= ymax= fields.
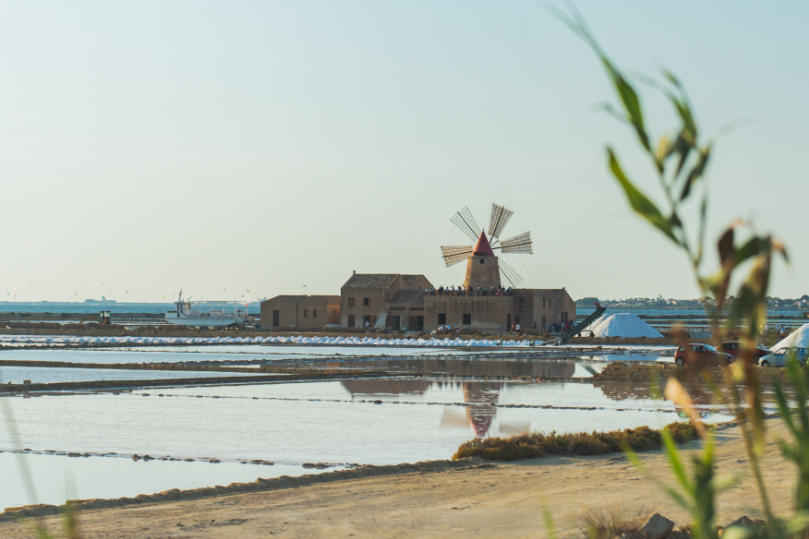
xmin=340 ymin=272 xmax=432 ymax=329
xmin=422 ymin=232 xmax=575 ymax=333
xmin=260 ymin=295 xmax=341 ymax=329
xmin=423 ymin=288 xmax=575 ymax=333
xmin=260 ymin=231 xmax=575 ymax=333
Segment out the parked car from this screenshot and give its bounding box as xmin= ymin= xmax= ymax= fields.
xmin=674 ymin=343 xmax=733 ymax=367
xmin=721 ymin=341 xmax=769 ymax=360
xmin=758 ymin=347 xmax=808 ymax=367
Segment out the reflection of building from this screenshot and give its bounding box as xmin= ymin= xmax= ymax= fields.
xmin=463 ymin=382 xmax=501 ymax=437
xmin=334 ymin=358 xmax=576 ymax=379
xmin=340 ymin=379 xmax=430 ymax=396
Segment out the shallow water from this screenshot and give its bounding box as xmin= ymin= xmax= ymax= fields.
xmin=0 ymin=366 xmax=279 ymax=385
xmin=0 ymin=452 xmax=326 ymax=510
xmin=0 ymin=346 xmax=496 ymax=365
xmin=0 ymin=379 xmax=735 ymax=469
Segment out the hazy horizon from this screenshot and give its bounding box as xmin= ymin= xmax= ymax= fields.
xmin=2 ymin=1 xmax=807 ymax=303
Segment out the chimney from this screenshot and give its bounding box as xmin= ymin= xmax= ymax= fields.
xmin=353 ymin=270 xmax=356 ymax=274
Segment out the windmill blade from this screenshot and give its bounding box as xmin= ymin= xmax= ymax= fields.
xmin=450 ymin=207 xmax=481 ymax=242
xmin=496 ymin=231 xmax=533 ymax=254
xmin=499 ymin=259 xmax=524 ymax=287
xmin=488 ymin=203 xmax=514 ymax=239
xmin=441 ymin=246 xmax=473 ymax=267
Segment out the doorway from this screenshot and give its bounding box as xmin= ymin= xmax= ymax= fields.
xmin=272 ymin=310 xmax=280 ymax=328
xmin=506 ymin=314 xmax=512 ymax=330
xmin=348 ymin=315 xmax=355 ymax=328
xmin=409 ymin=316 xmax=424 ymax=331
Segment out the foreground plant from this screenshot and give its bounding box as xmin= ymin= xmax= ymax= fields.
xmin=552 ymin=4 xmax=806 ymax=538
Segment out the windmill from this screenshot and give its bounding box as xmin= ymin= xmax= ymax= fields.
xmin=440 ymin=204 xmax=533 ymax=288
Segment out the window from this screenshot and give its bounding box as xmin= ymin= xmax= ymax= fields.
xmin=480 ymin=259 xmax=484 ymax=264
xmin=348 ymin=297 xmax=355 ymax=306
xmin=542 ymin=298 xmax=546 ymax=308
xmin=313 ymin=309 xmax=317 ymax=319
xmin=363 ymin=297 xmax=370 ymax=306
xmin=462 ymin=313 xmax=471 ymax=325
xmin=438 ymin=313 xmax=446 ymax=324
xmin=303 ymin=309 xmax=308 ymax=318
xmin=519 ymin=299 xmax=524 ymax=309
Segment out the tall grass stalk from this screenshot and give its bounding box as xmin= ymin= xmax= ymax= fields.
xmin=555 ymin=4 xmax=808 ymax=537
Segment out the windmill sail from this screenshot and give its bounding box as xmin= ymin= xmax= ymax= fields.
xmin=497 ymin=231 xmax=533 ymax=254
xmin=450 ymin=207 xmax=481 ymax=242
xmin=498 ymin=259 xmax=524 ymax=287
xmin=488 ymin=203 xmax=513 ymax=239
xmin=440 ymin=246 xmax=473 ymax=267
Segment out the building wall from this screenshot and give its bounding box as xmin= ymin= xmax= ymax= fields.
xmin=522 ymin=288 xmax=576 ymax=330
xmin=260 ymin=296 xmax=340 ymax=329
xmin=340 ymin=274 xmax=433 ymax=328
xmin=260 ymin=297 xmax=298 ymax=328
xmin=295 ymin=297 xmax=340 ymax=327
xmin=341 ymin=288 xmax=388 ymax=328
xmin=422 ymin=288 xmax=576 ymax=333
xmin=424 ymin=296 xmax=516 ymax=333
xmin=386 ymin=303 xmax=426 ymax=331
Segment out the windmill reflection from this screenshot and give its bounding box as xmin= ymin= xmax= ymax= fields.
xmin=339 ymin=360 xmax=576 ymax=438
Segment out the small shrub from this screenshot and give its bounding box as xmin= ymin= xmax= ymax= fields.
xmin=576 ymin=504 xmax=652 ymax=539
xmin=452 ymin=421 xmax=702 ymax=461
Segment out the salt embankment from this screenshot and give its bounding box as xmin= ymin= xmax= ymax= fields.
xmin=589 ymin=313 xmax=663 ymax=339
xmin=771 ymin=323 xmax=809 ymax=351
xmin=0 ymin=334 xmax=541 ymax=348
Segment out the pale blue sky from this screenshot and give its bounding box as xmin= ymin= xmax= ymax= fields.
xmin=1 ymin=1 xmax=806 ymax=302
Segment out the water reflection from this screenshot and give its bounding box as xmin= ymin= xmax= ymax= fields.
xmin=340 ymin=378 xmax=505 ymax=437
xmin=340 ymin=379 xmax=430 ymax=396
xmin=330 ymin=359 xmax=576 ymax=379
xmin=463 ymin=382 xmax=500 ymax=437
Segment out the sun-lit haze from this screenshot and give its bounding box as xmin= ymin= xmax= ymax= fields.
xmin=2 ymin=1 xmax=806 ymax=303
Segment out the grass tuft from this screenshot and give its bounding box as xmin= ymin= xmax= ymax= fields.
xmin=452 ymin=421 xmax=702 ymax=461
xmin=575 ymin=504 xmax=653 ymax=539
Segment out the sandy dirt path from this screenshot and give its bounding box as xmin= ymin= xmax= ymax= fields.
xmin=1 ymin=419 xmax=798 ymax=538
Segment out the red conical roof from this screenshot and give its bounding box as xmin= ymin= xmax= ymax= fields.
xmin=472 ymin=232 xmax=495 ymax=257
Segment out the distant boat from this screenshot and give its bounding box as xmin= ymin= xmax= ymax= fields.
xmin=165 ymin=293 xmax=252 ymax=328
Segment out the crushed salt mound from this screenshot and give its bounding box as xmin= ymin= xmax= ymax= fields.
xmin=771 ymin=323 xmax=809 ymax=351
xmin=589 ymin=313 xmax=663 ymax=339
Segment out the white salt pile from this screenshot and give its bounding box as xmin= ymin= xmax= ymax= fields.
xmin=589 ymin=313 xmax=663 ymax=338
xmin=771 ymin=323 xmax=809 ymax=351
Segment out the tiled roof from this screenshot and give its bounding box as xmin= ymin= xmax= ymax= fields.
xmin=401 ymin=275 xmax=426 ymax=287
xmin=342 ymin=274 xmax=399 ymax=289
xmin=389 ymin=289 xmax=427 ymax=305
